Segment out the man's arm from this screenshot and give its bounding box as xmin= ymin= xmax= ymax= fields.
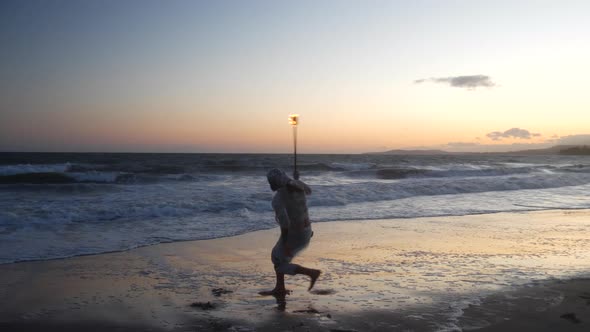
xmin=286 ymin=179 xmax=312 ymax=195
xmin=274 ymin=194 xmax=293 ymax=256
xmin=273 ymin=193 xmax=290 ymax=228
xmin=280 ymin=227 xmax=294 ymax=257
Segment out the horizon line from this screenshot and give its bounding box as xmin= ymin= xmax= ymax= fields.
xmin=0 ymin=143 xmax=582 ymax=156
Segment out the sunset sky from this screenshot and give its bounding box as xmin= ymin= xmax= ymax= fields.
xmin=1 ymin=0 xmax=589 ymax=153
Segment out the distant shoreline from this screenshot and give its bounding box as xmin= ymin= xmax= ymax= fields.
xmin=2 ymin=144 xmax=590 ymax=156
xmin=365 ymin=144 xmax=590 ymax=156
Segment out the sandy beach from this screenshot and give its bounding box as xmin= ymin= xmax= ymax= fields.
xmin=2 ymin=209 xmax=590 ymax=331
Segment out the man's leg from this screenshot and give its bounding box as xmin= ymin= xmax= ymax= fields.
xmin=274 ymin=271 xmax=286 ymax=293
xmin=260 ymin=241 xmax=291 ymax=296
xmin=280 ymin=229 xmax=320 ymax=291
xmin=263 ymin=272 xmax=288 ymax=311
xmin=288 ymin=229 xmax=320 ymax=290
xmin=260 ymin=271 xmax=290 ymax=296
xmin=294 ymin=266 xmax=321 ymax=291
xmin=263 ymin=264 xmax=320 ymax=293
xmin=262 ymin=230 xmax=320 ymax=294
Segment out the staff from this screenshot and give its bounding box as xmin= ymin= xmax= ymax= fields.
xmin=288 ymin=114 xmax=299 ymax=179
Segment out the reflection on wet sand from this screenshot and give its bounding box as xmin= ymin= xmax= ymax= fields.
xmin=271 ymin=291 xmax=287 ymax=311
xmin=259 ymin=288 xmax=337 ymax=312
xmin=258 ymin=289 xmax=291 ymax=311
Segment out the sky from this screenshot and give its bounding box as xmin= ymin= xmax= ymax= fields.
xmin=1 ymin=0 xmax=590 ymax=153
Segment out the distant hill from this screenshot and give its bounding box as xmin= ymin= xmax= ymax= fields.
xmin=366 ymin=145 xmax=590 ymax=156
xmin=500 ymin=145 xmax=575 ymax=155
xmin=499 ymin=145 xmax=590 ymax=155
xmin=364 ymin=149 xmax=450 ymax=155
xmin=559 ymin=145 xmax=590 ymax=155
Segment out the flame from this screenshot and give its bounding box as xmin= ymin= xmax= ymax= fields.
xmin=288 ymin=114 xmax=299 ymax=126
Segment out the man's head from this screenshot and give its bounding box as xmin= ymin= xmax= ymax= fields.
xmin=267 ymin=168 xmax=290 ymax=191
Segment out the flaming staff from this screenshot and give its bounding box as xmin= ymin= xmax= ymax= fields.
xmin=288 ymin=114 xmax=299 ymax=179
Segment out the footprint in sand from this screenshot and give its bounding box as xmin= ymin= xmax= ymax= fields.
xmin=560 ymin=312 xmax=581 ymax=324
xmin=310 ymin=289 xmax=337 ymax=295
xmin=190 ymin=301 xmax=217 ymax=310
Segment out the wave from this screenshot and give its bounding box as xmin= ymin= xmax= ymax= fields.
xmin=311 ymin=172 xmax=590 ymax=207
xmin=2 ymin=184 xmax=590 ymax=265
xmin=376 ymin=168 xmax=427 ymax=179
xmin=0 ymin=163 xmax=72 ymax=176
xmin=0 ymin=166 xmax=210 ymax=185
xmin=4 ymin=153 xmax=590 ymax=266
xmin=560 ymin=164 xmax=590 ymax=173
xmin=329 ymin=162 xmax=376 ymax=171
xmin=0 ymin=171 xmax=143 ymax=184
xmin=344 ymin=164 xmax=590 ymax=180
xmin=5 ymin=170 xmax=588 ymax=228
xmin=0 ymin=172 xmax=77 ymax=184
xmin=421 ymin=166 xmax=546 ymax=178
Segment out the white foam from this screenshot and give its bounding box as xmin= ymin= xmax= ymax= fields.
xmin=310 ymin=172 xmax=590 ymax=208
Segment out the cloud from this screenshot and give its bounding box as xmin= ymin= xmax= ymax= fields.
xmin=486 ymin=128 xmax=541 ymax=141
xmin=416 ymin=141 xmax=553 ymax=153
xmin=414 ymin=75 xmax=495 ymax=89
xmin=413 ymin=133 xmax=590 ymax=153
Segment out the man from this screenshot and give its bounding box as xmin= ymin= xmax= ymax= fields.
xmin=261 ymin=168 xmax=321 ymax=296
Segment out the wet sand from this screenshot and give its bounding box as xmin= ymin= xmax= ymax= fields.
xmin=461 ymin=278 xmax=590 ymax=331
xmin=1 ymin=210 xmax=590 ymax=331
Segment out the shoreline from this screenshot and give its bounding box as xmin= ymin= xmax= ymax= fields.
xmin=4 ymin=207 xmax=590 ymax=267
xmin=2 ymin=209 xmax=590 ymax=331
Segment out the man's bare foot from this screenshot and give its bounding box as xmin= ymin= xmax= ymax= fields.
xmin=259 ymin=288 xmax=291 ymax=296
xmin=308 ymin=269 xmax=321 ymax=291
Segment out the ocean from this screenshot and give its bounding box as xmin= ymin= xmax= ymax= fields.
xmin=1 ymin=152 xmax=589 ymax=265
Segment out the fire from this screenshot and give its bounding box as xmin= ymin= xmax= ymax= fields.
xmin=288 ymin=114 xmax=299 ymax=126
